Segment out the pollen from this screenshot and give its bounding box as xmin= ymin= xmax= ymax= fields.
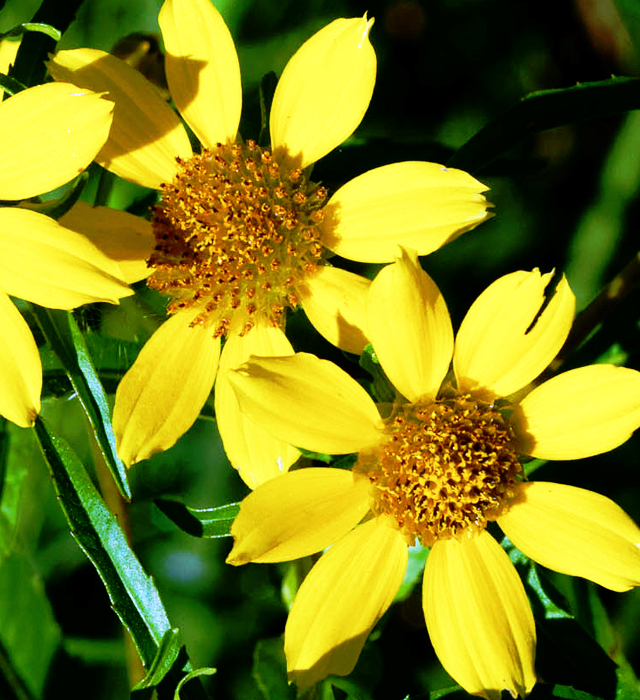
xmin=360 ymin=389 xmax=523 ymax=547
xmin=147 ymin=140 xmax=327 ymax=337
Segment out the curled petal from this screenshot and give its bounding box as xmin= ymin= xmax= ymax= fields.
xmin=230 ymin=352 xmax=383 ymax=455
xmin=271 ymin=16 xmax=375 ymax=170
xmin=321 ymin=162 xmax=490 ymax=263
xmin=113 ymin=308 xmax=221 ymax=466
xmin=515 ymin=364 xmax=640 ymax=459
xmin=0 ymin=208 xmax=132 ymax=309
xmin=226 ymin=468 xmax=371 ymax=565
xmin=159 ymin=0 xmax=241 ymax=148
xmin=285 ymin=517 xmax=407 ymax=690
xmin=215 ymin=323 xmax=299 ymax=489
xmin=499 ymin=482 xmax=640 ymax=592
xmin=423 ymin=531 xmax=536 ymax=700
xmin=60 ymin=202 xmax=153 ymax=284
xmin=367 ymin=248 xmax=452 ymax=403
xmin=49 ymin=48 xmax=192 ymax=190
xmin=0 ymin=292 xmax=41 ymax=427
xmin=299 ymin=266 xmax=370 ymax=355
xmin=0 ymin=82 xmax=113 ymax=201
xmin=454 ymin=270 xmax=575 ymax=400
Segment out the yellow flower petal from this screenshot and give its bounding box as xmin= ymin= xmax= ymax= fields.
xmin=454 ymin=270 xmax=575 ymax=401
xmin=0 ymin=82 xmax=113 ymax=201
xmin=299 ymin=266 xmax=370 ymax=355
xmin=0 ymin=291 xmax=41 ymax=427
xmin=285 ymin=517 xmax=407 ymax=690
xmin=229 ymin=352 xmax=383 ymax=454
xmin=60 ymin=202 xmax=153 ymax=284
xmin=423 ymin=531 xmax=536 ymax=700
xmin=49 ymin=49 xmax=193 ymax=190
xmin=215 ymin=323 xmax=300 ymax=489
xmin=367 ymin=248 xmax=452 ymax=402
xmin=499 ymin=482 xmax=640 ymax=592
xmin=113 ymin=308 xmax=221 ymax=466
xmin=159 ymin=0 xmax=241 ymax=148
xmin=320 ymin=162 xmax=490 ymax=263
xmin=0 ymin=208 xmax=132 ymax=309
xmin=270 ymin=16 xmax=376 ymax=170
xmin=515 ymin=364 xmax=640 ymax=459
xmin=227 ymin=468 xmax=371 ymax=565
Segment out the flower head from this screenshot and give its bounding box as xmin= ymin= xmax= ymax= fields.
xmin=48 ymin=0 xmax=491 ymax=487
xmin=0 ymin=82 xmax=132 ymax=427
xmin=227 ymin=249 xmax=640 ymax=697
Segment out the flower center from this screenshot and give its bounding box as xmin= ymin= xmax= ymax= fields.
xmin=361 ymin=389 xmax=523 ymax=547
xmin=147 ymin=140 xmax=328 ymax=337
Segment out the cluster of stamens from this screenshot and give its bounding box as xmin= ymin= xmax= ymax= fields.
xmin=360 ymin=389 xmax=523 ymax=546
xmin=148 ymin=140 xmax=328 ymax=337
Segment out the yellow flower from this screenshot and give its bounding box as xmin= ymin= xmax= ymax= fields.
xmin=0 ymin=82 xmax=133 ymax=428
xmin=227 ymin=248 xmax=640 ymax=698
xmin=47 ymin=0 xmax=491 ymax=487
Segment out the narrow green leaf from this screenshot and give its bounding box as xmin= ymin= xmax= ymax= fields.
xmin=174 ymin=668 xmax=216 ymax=700
xmin=34 ymin=417 xmax=170 ymax=667
xmin=449 ymin=77 xmax=640 ymax=173
xmin=0 ymin=552 xmax=61 ymax=699
xmin=132 ymin=628 xmax=183 ymax=692
xmin=8 ymin=0 xmax=84 ymax=88
xmin=0 ymin=73 xmax=27 ymax=97
xmin=359 ymin=344 xmax=396 ymax=403
xmin=394 ymin=544 xmax=429 ymax=602
xmin=155 ymin=499 xmax=239 ymax=538
xmin=253 ymin=637 xmax=295 ymax=700
xmin=0 ymin=22 xmax=61 ymax=42
xmin=33 ymin=307 xmax=131 ymax=501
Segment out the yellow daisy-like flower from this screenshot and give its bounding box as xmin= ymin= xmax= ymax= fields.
xmin=227 ymin=248 xmax=640 ymax=698
xmin=0 ymin=82 xmax=133 ymax=428
xmin=47 ymin=0 xmax=490 ymax=488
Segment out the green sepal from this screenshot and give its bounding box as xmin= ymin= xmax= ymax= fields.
xmin=359 ymin=344 xmax=396 ymax=404
xmin=155 ymin=499 xmax=240 ymax=538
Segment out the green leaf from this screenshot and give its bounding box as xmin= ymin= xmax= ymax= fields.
xmin=155 ymin=499 xmax=239 ymax=538
xmin=8 ymin=0 xmax=84 ymax=88
xmin=0 ymin=22 xmax=61 ymax=42
xmin=33 ymin=417 xmax=170 ymax=667
xmin=132 ymin=629 xmax=184 ymax=693
xmin=174 ymin=668 xmax=217 ymax=700
xmin=0 ymin=552 xmax=61 ymax=699
xmin=394 ymin=544 xmax=429 ymax=602
xmin=449 ymin=77 xmax=640 ymax=174
xmin=253 ymin=637 xmax=295 ymax=700
xmin=32 ymin=308 xmax=131 ymax=501
xmin=0 ymin=72 xmax=26 ymax=97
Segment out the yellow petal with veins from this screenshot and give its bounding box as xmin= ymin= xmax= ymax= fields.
xmin=285 ymin=517 xmax=407 ymax=690
xmin=270 ymin=16 xmax=376 ymax=170
xmin=423 ymin=531 xmax=536 ymax=700
xmin=0 ymin=82 xmax=113 ymax=201
xmin=0 ymin=291 xmax=41 ymax=427
xmin=454 ymin=270 xmax=575 ymax=401
xmin=515 ymin=364 xmax=640 ymax=459
xmin=49 ymin=48 xmax=192 ymax=190
xmin=159 ymin=0 xmax=241 ymax=148
xmin=230 ymin=352 xmax=383 ymax=455
xmin=320 ymin=162 xmax=490 ymax=263
xmin=299 ymin=266 xmax=370 ymax=355
xmin=113 ymin=307 xmax=221 ymax=466
xmin=0 ymin=208 xmax=132 ymax=308
xmin=367 ymin=248 xmax=452 ymax=403
xmin=60 ymin=202 xmax=153 ymax=284
xmin=215 ymin=323 xmax=299 ymax=489
xmin=499 ymin=482 xmax=640 ymax=592
xmin=227 ymin=468 xmax=371 ymax=565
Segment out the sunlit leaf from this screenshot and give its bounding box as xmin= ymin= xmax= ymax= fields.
xmin=155 ymin=499 xmax=239 ymax=538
